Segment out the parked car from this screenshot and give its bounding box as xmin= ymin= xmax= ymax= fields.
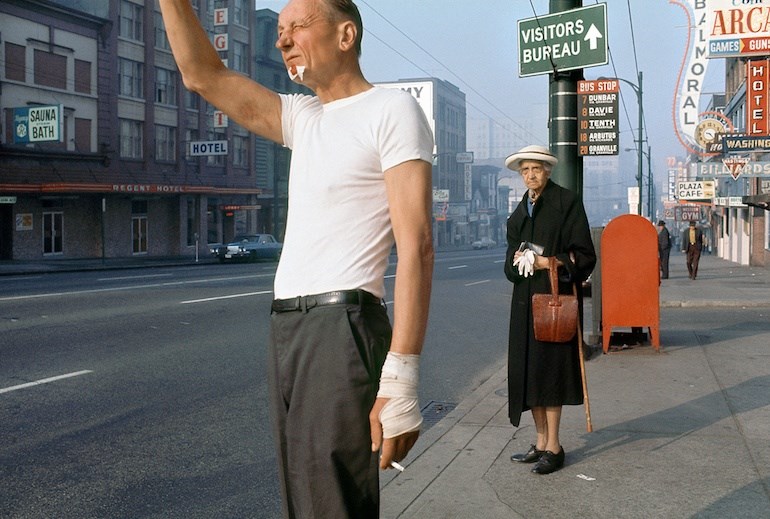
xmin=472 ymin=237 xmax=497 ymax=249
xmin=216 ymin=234 xmax=282 ymax=262
xmin=208 ymin=242 xmax=223 ymax=257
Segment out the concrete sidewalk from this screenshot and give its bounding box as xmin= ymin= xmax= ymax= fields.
xmin=381 ymin=254 xmax=770 ymax=518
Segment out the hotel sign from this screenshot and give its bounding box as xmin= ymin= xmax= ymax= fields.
xmin=188 ymin=140 xmax=229 ymax=156
xmin=747 ymin=59 xmax=769 ymax=135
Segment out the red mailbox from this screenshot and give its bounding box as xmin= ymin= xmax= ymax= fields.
xmin=601 ymin=214 xmax=660 ymax=353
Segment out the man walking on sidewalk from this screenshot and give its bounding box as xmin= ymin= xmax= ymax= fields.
xmin=682 ymin=220 xmax=703 ymax=280
xmin=657 ymin=220 xmax=672 ymax=279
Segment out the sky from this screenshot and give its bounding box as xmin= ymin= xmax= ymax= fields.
xmin=259 ymin=0 xmax=728 ymax=204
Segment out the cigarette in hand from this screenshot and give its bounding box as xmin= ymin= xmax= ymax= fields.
xmin=390 ymin=461 xmax=405 ymax=472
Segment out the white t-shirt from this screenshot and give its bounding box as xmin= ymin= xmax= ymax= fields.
xmin=274 ymin=87 xmax=434 ymax=299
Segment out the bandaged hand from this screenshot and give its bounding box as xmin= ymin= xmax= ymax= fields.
xmin=513 ymin=249 xmax=536 ymax=278
xmin=376 ymin=352 xmax=422 ymax=439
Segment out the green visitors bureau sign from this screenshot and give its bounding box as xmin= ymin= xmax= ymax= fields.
xmin=518 ymin=4 xmax=608 ymax=77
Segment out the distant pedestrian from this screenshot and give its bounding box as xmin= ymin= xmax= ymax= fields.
xmin=657 ymin=220 xmax=672 ymax=279
xmin=503 ymin=145 xmax=596 ymax=475
xmin=682 ymin=220 xmax=703 ymax=280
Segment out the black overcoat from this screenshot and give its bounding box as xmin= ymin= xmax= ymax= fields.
xmin=503 ymin=179 xmax=596 ymax=427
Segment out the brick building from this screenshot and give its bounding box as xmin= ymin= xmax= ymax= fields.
xmin=0 ymin=0 xmax=306 ymax=261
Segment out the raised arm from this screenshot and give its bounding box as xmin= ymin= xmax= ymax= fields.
xmin=158 ymin=0 xmax=284 ymax=143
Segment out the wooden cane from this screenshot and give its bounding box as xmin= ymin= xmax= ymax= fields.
xmin=574 ymin=284 xmax=593 ymax=432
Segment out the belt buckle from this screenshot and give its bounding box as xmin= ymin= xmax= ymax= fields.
xmin=303 ymin=296 xmax=317 ymax=312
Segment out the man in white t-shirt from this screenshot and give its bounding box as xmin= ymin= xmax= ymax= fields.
xmin=159 ymin=0 xmax=434 ymax=517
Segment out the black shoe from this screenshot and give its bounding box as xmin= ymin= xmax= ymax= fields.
xmin=531 ymin=447 xmax=565 ymax=474
xmin=510 ymin=444 xmax=544 ymax=463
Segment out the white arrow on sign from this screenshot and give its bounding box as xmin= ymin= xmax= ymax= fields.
xmin=584 ymin=24 xmax=603 ymax=50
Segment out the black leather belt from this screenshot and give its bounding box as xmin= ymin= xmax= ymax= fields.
xmin=271 ymin=289 xmax=381 ymax=313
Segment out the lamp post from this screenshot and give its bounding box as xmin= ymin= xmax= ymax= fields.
xmin=625 ymin=144 xmax=653 ymax=219
xmin=603 ymin=72 xmax=644 ymax=216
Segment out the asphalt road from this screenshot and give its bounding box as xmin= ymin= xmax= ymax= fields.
xmin=0 ymin=249 xmax=511 ymax=518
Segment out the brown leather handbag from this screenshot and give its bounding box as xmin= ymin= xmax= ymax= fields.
xmin=532 ymin=256 xmax=578 ymax=343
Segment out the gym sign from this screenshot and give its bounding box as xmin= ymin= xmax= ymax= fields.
xmin=13 ymin=105 xmax=63 ymax=143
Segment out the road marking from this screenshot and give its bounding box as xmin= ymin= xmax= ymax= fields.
xmin=0 ymin=274 xmax=273 ymax=302
xmin=180 ymin=290 xmax=273 ymax=304
xmin=98 ymin=273 xmax=173 ymax=281
xmin=448 ymin=265 xmax=468 ymax=270
xmin=0 ymin=370 xmax=93 ymax=394
xmin=465 ymin=280 xmax=491 ymax=286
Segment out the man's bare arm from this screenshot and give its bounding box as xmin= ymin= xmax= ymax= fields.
xmin=158 ymin=0 xmax=283 ymax=143
xmin=370 ymin=158 xmax=434 ymax=469
xmin=383 ymin=159 xmax=434 ymax=357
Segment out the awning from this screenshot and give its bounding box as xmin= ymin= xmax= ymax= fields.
xmin=742 ymin=194 xmax=770 ymax=210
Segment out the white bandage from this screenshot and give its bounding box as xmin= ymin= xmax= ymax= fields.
xmin=513 ymin=249 xmax=535 ymax=278
xmin=376 ymin=352 xmax=422 ymax=439
xmin=288 ymin=65 xmax=305 ymax=82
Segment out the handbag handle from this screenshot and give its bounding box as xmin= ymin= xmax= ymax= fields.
xmin=547 ymin=256 xmax=561 ymax=306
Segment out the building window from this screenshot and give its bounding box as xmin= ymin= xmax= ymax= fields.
xmin=155 ymin=124 xmax=177 ymax=162
xmin=155 ymin=67 xmax=178 ymax=105
xmin=207 ymin=131 xmax=226 ymax=166
xmin=154 ymin=11 xmax=170 ymax=51
xmin=74 ymin=118 xmax=92 ymax=152
xmin=233 ymin=134 xmax=247 ymax=166
xmin=74 ymin=59 xmax=92 ymax=94
xmin=5 ymin=42 xmax=26 ymax=82
xmin=232 ymin=40 xmax=248 ymax=73
xmin=233 ymin=0 xmax=248 ymax=26
xmin=185 ymin=129 xmax=199 ymax=162
xmin=120 ymin=0 xmax=144 ymax=42
xmin=120 ymin=119 xmax=143 ymax=159
xmin=119 ymin=58 xmax=144 ymax=98
xmin=184 ymin=89 xmax=200 ymax=111
xmin=34 ymin=50 xmax=67 ymax=89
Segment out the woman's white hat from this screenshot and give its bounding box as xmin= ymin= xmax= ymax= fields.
xmin=505 ymin=144 xmax=558 ymax=171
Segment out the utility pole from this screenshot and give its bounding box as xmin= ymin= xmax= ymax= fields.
xmin=548 ymin=0 xmax=582 ymax=196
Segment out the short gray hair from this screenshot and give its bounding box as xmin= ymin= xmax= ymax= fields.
xmin=320 ymin=0 xmax=363 ymax=56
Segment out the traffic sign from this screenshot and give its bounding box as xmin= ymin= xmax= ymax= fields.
xmin=518 ymin=4 xmax=608 ymax=77
xmin=455 ymin=152 xmax=474 ymax=164
xmin=577 ymin=79 xmax=619 ymax=156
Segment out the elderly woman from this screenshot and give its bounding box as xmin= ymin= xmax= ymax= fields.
xmin=503 ymin=145 xmax=596 ymax=475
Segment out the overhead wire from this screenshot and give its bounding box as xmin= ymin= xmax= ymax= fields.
xmin=358 ymin=0 xmax=544 ymax=145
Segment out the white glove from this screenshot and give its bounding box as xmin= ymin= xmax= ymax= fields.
xmin=377 ymin=352 xmax=422 ymax=439
xmin=513 ymin=249 xmax=535 ymax=278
